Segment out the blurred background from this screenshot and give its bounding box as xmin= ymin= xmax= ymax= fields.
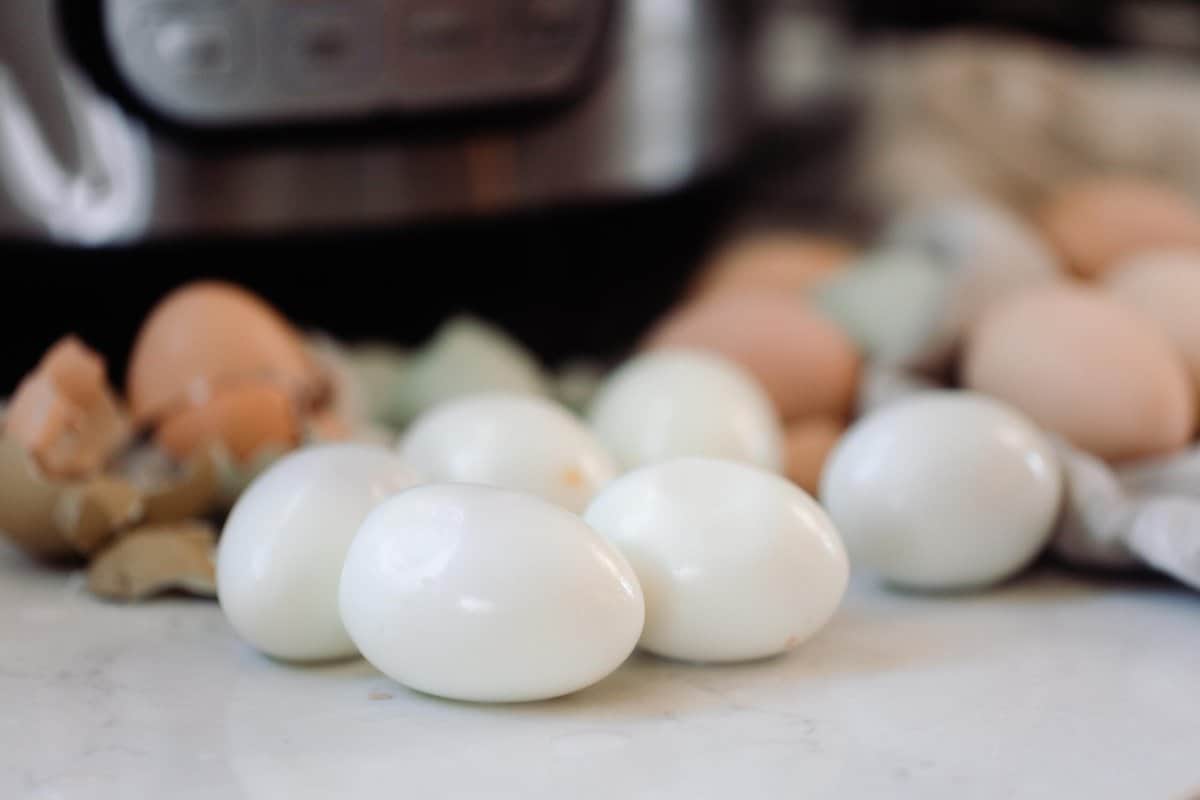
xmin=5 ymin=0 xmax=1200 ymax=389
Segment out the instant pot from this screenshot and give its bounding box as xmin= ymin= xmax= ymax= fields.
xmin=0 ymin=0 xmax=753 ymax=244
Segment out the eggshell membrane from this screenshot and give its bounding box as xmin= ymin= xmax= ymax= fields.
xmin=154 ymin=382 xmax=301 ymax=463
xmin=127 ymin=281 xmax=323 ymax=425
xmin=643 ymin=291 xmax=861 ymax=422
xmin=784 ymin=416 xmax=845 ymax=494
xmin=4 ymin=336 xmax=129 ymax=478
xmin=1037 ymin=176 xmax=1200 ymax=279
xmin=1104 ymin=250 xmax=1200 ymax=399
xmin=964 ymin=285 xmax=1195 ymax=461
xmin=689 ymin=233 xmax=855 ymax=300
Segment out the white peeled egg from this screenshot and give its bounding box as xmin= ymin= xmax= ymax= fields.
xmin=397 ymin=393 xmax=616 ymax=513
xmin=587 ymin=349 xmax=784 ymax=471
xmin=820 ymin=391 xmax=1062 ymax=591
xmin=583 ymin=457 xmax=848 ymax=663
xmin=339 ymin=484 xmax=644 ymax=703
xmin=217 ymin=443 xmax=419 ymax=661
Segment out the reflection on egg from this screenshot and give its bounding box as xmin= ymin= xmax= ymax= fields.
xmin=1105 ymin=250 xmax=1200 ymax=401
xmin=643 ymin=291 xmax=860 ymax=421
xmin=964 ymin=285 xmax=1195 ymax=461
xmin=584 ymin=457 xmax=848 ymax=663
xmin=1037 ymin=176 xmax=1200 ymax=278
xmin=127 ymin=281 xmax=323 ymax=426
xmin=688 ymin=232 xmax=855 ymax=300
xmin=821 ymin=392 xmax=1062 ymax=590
xmin=217 ymin=444 xmax=419 ymax=662
xmin=339 ymin=484 xmax=644 ymax=703
xmin=589 ymin=349 xmax=784 ymax=471
xmin=398 ymin=393 xmax=616 ymax=513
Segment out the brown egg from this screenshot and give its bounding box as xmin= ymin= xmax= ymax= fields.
xmin=127 ymin=281 xmax=323 ymax=426
xmin=643 ymin=290 xmax=861 ymax=421
xmin=964 ymin=285 xmax=1194 ymax=461
xmin=4 ymin=336 xmax=130 ymax=478
xmin=154 ymin=382 xmax=300 ymax=463
xmin=689 ymin=232 xmax=855 ymax=301
xmin=1037 ymin=176 xmax=1200 ymax=279
xmin=784 ymin=416 xmax=845 ymax=494
xmin=1105 ymin=250 xmax=1200 ymax=401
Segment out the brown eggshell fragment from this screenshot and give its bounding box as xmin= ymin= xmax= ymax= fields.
xmin=1037 ymin=176 xmax=1200 ymax=279
xmin=964 ymin=285 xmax=1195 ymax=462
xmin=87 ymin=521 xmax=217 ymax=602
xmin=154 ymin=382 xmax=301 ymax=463
xmin=0 ymin=437 xmax=141 ymax=559
xmin=1104 ymin=250 xmax=1200 ymax=400
xmin=127 ymin=281 xmax=323 ymax=426
xmin=689 ymin=233 xmax=855 ymax=301
xmin=784 ymin=416 xmax=845 ymax=494
xmin=4 ymin=336 xmax=130 ymax=479
xmin=643 ymin=291 xmax=861 ymax=422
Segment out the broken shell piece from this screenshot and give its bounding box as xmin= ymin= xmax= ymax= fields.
xmin=114 ymin=444 xmax=221 ymax=525
xmin=393 ymin=316 xmax=549 ymax=426
xmin=0 ymin=437 xmax=141 ymax=559
xmin=210 ymin=444 xmax=289 ymax=507
xmin=154 ymin=382 xmax=301 ymax=464
xmin=127 ymin=281 xmax=325 ymax=426
xmin=3 ymin=336 xmax=130 ymax=479
xmin=87 ymin=521 xmax=217 ymax=601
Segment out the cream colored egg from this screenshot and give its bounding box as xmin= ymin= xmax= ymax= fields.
xmin=964 ymin=285 xmax=1195 ymax=461
xmin=1105 ymin=250 xmax=1200 ymax=399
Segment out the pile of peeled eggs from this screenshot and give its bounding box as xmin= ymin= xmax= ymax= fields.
xmin=3 ymin=171 xmax=1200 ymax=702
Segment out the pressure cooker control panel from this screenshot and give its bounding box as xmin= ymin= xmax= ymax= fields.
xmin=102 ymin=0 xmax=610 ymax=125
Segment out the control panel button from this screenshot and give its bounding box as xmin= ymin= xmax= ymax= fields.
xmin=275 ymin=5 xmax=382 ymax=92
xmin=152 ymin=17 xmax=237 ymax=78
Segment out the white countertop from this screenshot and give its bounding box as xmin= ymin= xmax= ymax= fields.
xmin=2 ymin=541 xmax=1198 ymax=800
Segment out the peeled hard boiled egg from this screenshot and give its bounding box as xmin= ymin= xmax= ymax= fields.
xmin=397 ymin=393 xmax=616 ymax=513
xmin=217 ymin=444 xmax=419 ymax=662
xmin=339 ymin=484 xmax=644 ymax=703
xmin=820 ymin=392 xmax=1062 ymax=590
xmin=584 ymin=457 xmax=848 ymax=663
xmin=588 ymin=349 xmax=784 ymax=471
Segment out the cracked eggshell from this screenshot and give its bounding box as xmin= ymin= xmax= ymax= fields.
xmin=3 ymin=336 xmax=130 ymax=479
xmin=393 ymin=316 xmax=549 ymax=426
xmin=398 ymin=393 xmax=616 ymax=513
xmin=127 ymin=281 xmax=324 ymax=426
xmin=153 ymin=382 xmax=302 ymax=464
xmin=216 ymin=443 xmax=420 ymax=662
xmin=588 ymin=349 xmax=785 ymax=472
xmin=87 ymin=520 xmax=217 ymax=601
xmin=584 ymin=457 xmax=848 ymax=663
xmin=0 ymin=436 xmax=141 ymax=559
xmin=643 ymin=290 xmax=860 ymax=422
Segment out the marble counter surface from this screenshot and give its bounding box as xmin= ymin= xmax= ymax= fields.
xmin=2 ymin=542 xmax=1198 ymax=800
